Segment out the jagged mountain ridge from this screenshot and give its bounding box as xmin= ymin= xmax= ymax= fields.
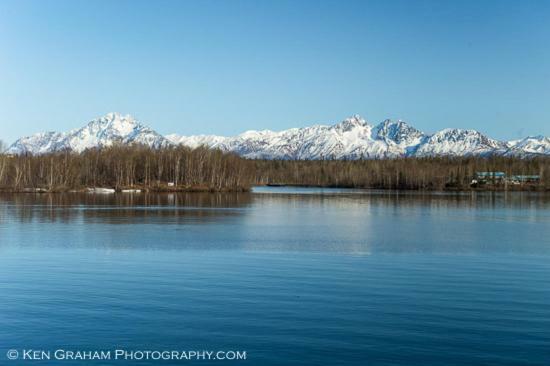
xmin=8 ymin=113 xmax=169 ymax=154
xmin=7 ymin=112 xmax=550 ymax=159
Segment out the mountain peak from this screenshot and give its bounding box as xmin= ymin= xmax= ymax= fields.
xmin=509 ymin=135 xmax=550 ymax=155
xmin=88 ymin=113 xmax=141 ymax=132
xmin=334 ymin=115 xmax=367 ymax=131
xmin=8 ymin=113 xmax=168 ymax=154
xmin=375 ymin=119 xmax=424 ymax=146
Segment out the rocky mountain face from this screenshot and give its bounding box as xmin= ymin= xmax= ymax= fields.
xmin=7 ymin=113 xmax=550 ymax=159
xmin=506 ymin=135 xmax=550 ymax=156
xmin=8 ymin=113 xmax=169 ymax=154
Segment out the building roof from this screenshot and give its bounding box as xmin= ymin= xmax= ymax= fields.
xmin=476 ymin=172 xmax=506 ymax=177
xmin=511 ymin=175 xmax=540 ymax=179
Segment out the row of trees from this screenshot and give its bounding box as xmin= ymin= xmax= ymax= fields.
xmin=252 ymin=156 xmax=550 ymax=190
xmin=0 ymin=143 xmax=548 ymax=191
xmin=0 ymin=145 xmax=253 ymax=192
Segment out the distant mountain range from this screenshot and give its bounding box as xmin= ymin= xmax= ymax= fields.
xmin=6 ymin=112 xmax=550 ymax=159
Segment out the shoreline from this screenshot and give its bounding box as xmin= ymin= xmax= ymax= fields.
xmin=0 ymin=186 xmax=251 ymax=194
xmin=261 ymin=183 xmax=549 ymax=192
xmin=1 ymin=184 xmax=547 ymax=194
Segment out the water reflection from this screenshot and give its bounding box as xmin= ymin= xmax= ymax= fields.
xmin=0 ymin=192 xmax=253 ymax=224
xmin=0 ymin=191 xmax=253 ymax=208
xmin=2 ymin=189 xmax=550 ymax=366
xmin=252 ymin=186 xmax=550 ymax=210
xmin=1 ymin=189 xmax=549 ymax=254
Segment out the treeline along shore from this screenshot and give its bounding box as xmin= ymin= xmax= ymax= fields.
xmin=0 ymin=145 xmax=252 ymax=192
xmin=0 ymin=145 xmax=549 ymax=192
xmin=254 ymin=157 xmax=549 ymax=191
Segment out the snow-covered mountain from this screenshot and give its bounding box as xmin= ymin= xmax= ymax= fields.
xmin=506 ymin=135 xmax=550 ymax=156
xmin=414 ymin=128 xmax=508 ymax=157
xmin=7 ymin=131 xmax=67 ymax=155
xmin=6 ymin=112 xmax=550 ymax=159
xmin=8 ymin=113 xmax=169 ymax=154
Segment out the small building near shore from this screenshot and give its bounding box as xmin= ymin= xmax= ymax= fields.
xmin=475 ymin=172 xmax=506 ymax=183
xmin=510 ymin=175 xmax=541 ymax=184
xmin=472 ymin=172 xmax=541 ymax=186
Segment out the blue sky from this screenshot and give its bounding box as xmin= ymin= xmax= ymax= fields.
xmin=1 ymin=0 xmax=549 ymax=143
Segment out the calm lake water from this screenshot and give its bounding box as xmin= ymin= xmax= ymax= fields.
xmin=1 ymin=188 xmax=550 ymax=365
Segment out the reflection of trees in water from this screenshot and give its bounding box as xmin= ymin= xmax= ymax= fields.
xmin=1 ymin=190 xmax=549 ymax=254
xmin=0 ymin=192 xmax=254 ymax=224
xmin=1 ymin=190 xmax=550 ymax=226
xmin=0 ymin=192 xmax=255 ymax=207
xmin=256 ymin=190 xmax=550 ymax=210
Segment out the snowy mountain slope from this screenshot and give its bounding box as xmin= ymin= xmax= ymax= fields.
xmin=7 ymin=112 xmax=550 ymax=159
xmin=8 ymin=113 xmax=170 ymax=154
xmin=7 ymin=131 xmax=67 ymax=154
xmin=207 ymin=116 xmax=387 ymax=159
xmin=373 ymin=119 xmax=426 ymax=156
xmin=414 ymin=128 xmax=507 ymax=157
xmin=165 ymin=134 xmax=228 ymax=149
xmin=505 ymin=135 xmax=550 ymax=156
xmin=169 ymin=116 xmax=511 ymax=159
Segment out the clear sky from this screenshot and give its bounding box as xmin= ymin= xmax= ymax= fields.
xmin=1 ymin=0 xmax=549 ymax=144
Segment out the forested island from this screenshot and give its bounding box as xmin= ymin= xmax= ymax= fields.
xmin=0 ymin=145 xmax=548 ymax=192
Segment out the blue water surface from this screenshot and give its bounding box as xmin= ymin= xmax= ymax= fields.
xmin=0 ymin=189 xmax=549 ymax=365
